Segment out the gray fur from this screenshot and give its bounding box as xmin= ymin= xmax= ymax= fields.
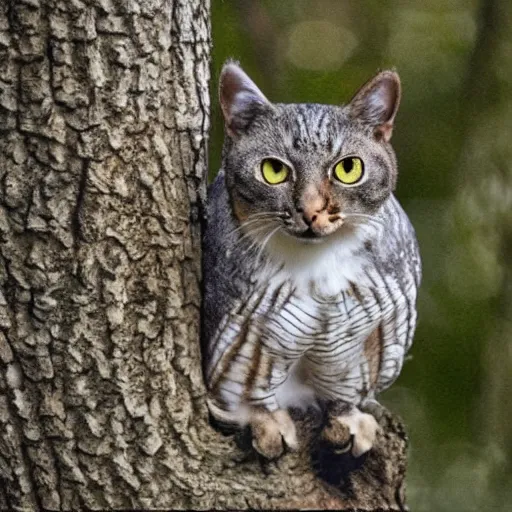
xmin=202 ymin=62 xmax=421 ymax=434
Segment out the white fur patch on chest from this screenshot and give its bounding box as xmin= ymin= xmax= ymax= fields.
xmin=260 ymin=225 xmax=370 ymax=295
xmin=250 ymin=226 xmax=378 ymax=410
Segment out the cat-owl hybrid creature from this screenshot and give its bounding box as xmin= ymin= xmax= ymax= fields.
xmin=202 ymin=61 xmax=421 ymax=460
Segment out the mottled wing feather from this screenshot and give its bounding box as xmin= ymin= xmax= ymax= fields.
xmin=367 ymin=196 xmax=421 ymax=392
xmin=203 ymin=175 xmax=421 ymax=411
xmin=201 ymin=172 xmax=253 ymax=362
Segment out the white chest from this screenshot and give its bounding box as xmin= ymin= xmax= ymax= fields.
xmin=260 ymin=225 xmax=372 ymax=296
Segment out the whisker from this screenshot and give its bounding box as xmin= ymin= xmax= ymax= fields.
xmin=235 ymin=224 xmax=273 ymax=246
xmin=231 ymin=222 xmax=280 ymax=264
xmin=244 ymin=212 xmax=289 ymax=221
xmin=226 ymin=218 xmax=270 ymax=238
xmin=246 ymin=212 xmax=285 ymax=218
xmin=342 ymin=213 xmax=385 ymax=239
xmin=225 ymin=212 xmax=288 ymax=238
xmin=254 ymin=226 xmax=281 ymax=265
xmin=343 ymin=213 xmax=383 ymax=222
xmin=343 ymin=213 xmax=385 ymax=228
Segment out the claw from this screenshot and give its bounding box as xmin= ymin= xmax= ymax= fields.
xmin=250 ymin=409 xmax=298 ymax=459
xmin=207 ymin=399 xmax=299 ymax=459
xmin=273 ymin=409 xmax=298 ymax=451
xmin=322 ymin=406 xmax=379 ymax=458
xmin=332 ymin=435 xmax=353 ymax=455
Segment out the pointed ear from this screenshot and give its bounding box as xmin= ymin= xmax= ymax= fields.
xmin=348 ymin=70 xmax=401 ymax=142
xmin=219 ymin=61 xmax=272 ymax=137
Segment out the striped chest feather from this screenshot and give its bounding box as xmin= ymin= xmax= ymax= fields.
xmin=208 ymin=266 xmax=413 ymax=411
xmin=207 ymin=224 xmax=417 ymax=414
xmin=255 ymin=277 xmax=380 ymax=361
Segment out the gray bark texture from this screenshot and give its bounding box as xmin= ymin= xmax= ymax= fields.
xmin=0 ymin=0 xmax=408 ymax=510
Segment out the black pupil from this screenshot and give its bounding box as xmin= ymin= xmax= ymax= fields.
xmin=270 ymin=160 xmax=283 ymax=173
xmin=343 ymin=158 xmax=354 ymax=172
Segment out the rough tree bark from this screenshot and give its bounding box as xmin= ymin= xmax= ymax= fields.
xmin=0 ymin=0 xmax=407 ymax=510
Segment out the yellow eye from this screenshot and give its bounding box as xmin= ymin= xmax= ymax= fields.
xmin=334 ymin=157 xmax=364 ymax=185
xmin=261 ymin=158 xmax=289 ymax=185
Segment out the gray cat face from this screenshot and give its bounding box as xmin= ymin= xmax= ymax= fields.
xmin=219 ymin=62 xmax=400 ymax=243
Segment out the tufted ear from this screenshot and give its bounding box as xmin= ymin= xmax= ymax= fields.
xmin=219 ymin=61 xmax=272 ymax=137
xmin=348 ymin=70 xmax=401 ymax=142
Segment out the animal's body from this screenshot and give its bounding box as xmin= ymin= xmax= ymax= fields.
xmin=202 ymin=62 xmax=421 ymax=459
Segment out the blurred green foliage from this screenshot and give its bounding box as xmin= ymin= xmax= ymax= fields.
xmin=210 ymin=1 xmax=512 ymax=510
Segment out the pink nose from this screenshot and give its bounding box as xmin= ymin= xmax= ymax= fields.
xmin=302 ymin=209 xmax=318 ymax=226
xmin=298 ymin=184 xmax=328 ymax=226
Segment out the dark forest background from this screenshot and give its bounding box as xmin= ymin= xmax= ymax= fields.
xmin=208 ymin=1 xmax=512 ymax=510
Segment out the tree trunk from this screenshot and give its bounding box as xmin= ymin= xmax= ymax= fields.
xmin=0 ymin=0 xmax=407 ymax=510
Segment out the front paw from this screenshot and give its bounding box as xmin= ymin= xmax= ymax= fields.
xmin=250 ymin=409 xmax=298 ymax=459
xmin=207 ymin=399 xmax=298 ymax=459
xmin=312 ymin=405 xmax=379 ymax=485
xmin=319 ymin=404 xmax=379 ymax=458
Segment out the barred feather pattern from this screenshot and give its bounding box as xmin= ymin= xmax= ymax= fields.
xmin=203 ymin=64 xmax=421 ymax=429
xmin=203 ymin=180 xmax=421 ymax=423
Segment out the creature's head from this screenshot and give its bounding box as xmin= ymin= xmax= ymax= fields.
xmin=219 ymin=61 xmax=401 ymax=245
